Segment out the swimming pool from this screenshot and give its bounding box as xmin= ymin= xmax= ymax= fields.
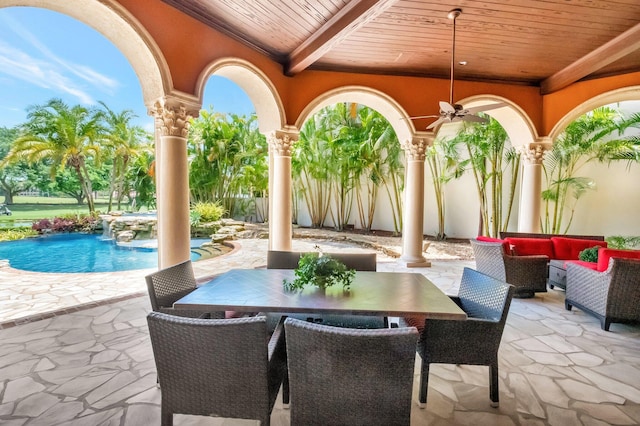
xmin=0 ymin=233 xmax=202 ymax=273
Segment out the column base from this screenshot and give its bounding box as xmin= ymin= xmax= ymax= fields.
xmin=399 ymin=256 xmax=431 ymax=268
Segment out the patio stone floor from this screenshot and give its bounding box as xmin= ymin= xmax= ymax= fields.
xmin=0 ymin=237 xmax=639 ymax=425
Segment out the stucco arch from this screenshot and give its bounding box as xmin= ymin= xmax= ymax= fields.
xmin=295 ymin=86 xmax=415 ymax=143
xmin=195 ymin=58 xmax=286 ymax=134
xmin=549 ymin=86 xmax=640 ymax=140
xmin=457 ymin=95 xmax=538 ymax=146
xmin=0 ymin=0 xmax=172 ymax=109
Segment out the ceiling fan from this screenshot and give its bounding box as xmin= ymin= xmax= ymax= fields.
xmin=411 ymin=8 xmax=505 ymax=130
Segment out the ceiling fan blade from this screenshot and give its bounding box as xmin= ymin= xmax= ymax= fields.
xmin=426 ymin=117 xmax=447 ymax=130
xmin=465 ymin=102 xmax=508 ymax=115
xmin=439 ymin=101 xmax=456 ymax=113
xmin=460 ymin=114 xmax=489 ymax=124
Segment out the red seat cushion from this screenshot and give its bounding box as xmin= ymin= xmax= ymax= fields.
xmin=476 ymin=236 xmax=511 ymax=254
xmin=597 ymin=247 xmax=640 ymax=272
xmin=504 ymin=237 xmax=554 ymax=258
xmin=551 ymin=237 xmax=607 ymax=260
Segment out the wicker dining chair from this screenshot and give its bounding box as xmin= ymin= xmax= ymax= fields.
xmin=266 ymin=250 xmax=386 ymax=329
xmin=147 ymin=312 xmax=287 ymax=426
xmin=145 ymin=260 xmax=224 ymax=319
xmin=284 ymin=317 xmax=418 ymax=426
xmin=405 ymin=267 xmax=514 ymax=407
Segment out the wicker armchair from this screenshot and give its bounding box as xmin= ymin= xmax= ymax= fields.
xmin=266 ymin=250 xmax=385 ymax=329
xmin=284 ymin=317 xmax=418 ymax=426
xmin=145 ymin=260 xmax=224 ymax=319
xmin=407 ymin=267 xmax=514 ymax=407
xmin=565 ymin=258 xmax=640 ymax=331
xmin=266 ymin=250 xmax=377 ymax=271
xmin=147 ymin=312 xmax=287 ymax=426
xmin=471 ymin=239 xmax=548 ymax=298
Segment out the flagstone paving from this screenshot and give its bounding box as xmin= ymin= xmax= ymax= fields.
xmin=0 ymin=237 xmax=639 ymax=425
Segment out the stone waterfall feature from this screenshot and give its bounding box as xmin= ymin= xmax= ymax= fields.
xmin=101 ymin=213 xmax=158 ymax=242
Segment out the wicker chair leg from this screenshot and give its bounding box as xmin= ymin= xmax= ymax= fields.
xmin=282 ymin=372 xmax=290 ymax=406
xmin=602 ymin=317 xmax=611 ymax=331
xmin=161 ymin=408 xmax=173 ymax=426
xmin=418 ymin=359 xmax=430 ymax=407
xmin=489 ymin=364 xmax=499 ymax=407
xmin=565 ymin=301 xmax=573 ymax=311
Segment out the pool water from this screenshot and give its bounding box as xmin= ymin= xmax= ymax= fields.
xmin=0 ymin=233 xmax=201 ymax=273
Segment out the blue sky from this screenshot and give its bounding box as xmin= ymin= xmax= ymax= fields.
xmin=0 ymin=7 xmax=256 ymax=131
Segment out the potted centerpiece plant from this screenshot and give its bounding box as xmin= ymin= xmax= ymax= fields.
xmin=283 ymin=251 xmax=355 ymax=292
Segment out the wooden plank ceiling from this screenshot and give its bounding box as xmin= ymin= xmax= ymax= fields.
xmin=161 ymin=0 xmax=640 ymax=94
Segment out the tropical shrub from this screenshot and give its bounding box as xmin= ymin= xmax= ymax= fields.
xmin=191 ymin=201 xmax=225 ymax=223
xmin=0 ymin=228 xmax=38 ymax=241
xmin=31 ymin=213 xmax=101 ymax=234
xmin=606 ymin=235 xmax=640 ymax=249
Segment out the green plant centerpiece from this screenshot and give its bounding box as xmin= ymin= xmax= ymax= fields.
xmin=578 ymin=246 xmax=600 ymax=263
xmin=283 ymin=252 xmax=355 ymax=292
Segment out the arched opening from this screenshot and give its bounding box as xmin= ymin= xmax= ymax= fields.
xmin=545 ymin=91 xmax=640 ymax=236
xmin=196 ymin=58 xmax=285 ymax=134
xmin=0 ymin=0 xmax=169 ymax=109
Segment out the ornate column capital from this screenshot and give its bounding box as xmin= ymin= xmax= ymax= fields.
xmin=402 ymin=136 xmax=431 ymax=161
xmin=518 ymin=138 xmax=552 ymax=165
xmin=267 ymin=129 xmax=299 ymax=157
xmin=148 ymin=93 xmax=201 ymax=138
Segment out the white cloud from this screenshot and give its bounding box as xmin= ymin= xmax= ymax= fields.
xmin=0 ymin=12 xmax=119 ymax=104
xmin=0 ymin=41 xmax=94 ymax=104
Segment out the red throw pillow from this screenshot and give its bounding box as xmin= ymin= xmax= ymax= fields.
xmin=597 ymin=247 xmax=640 ymax=272
xmin=504 ymin=237 xmax=554 ymax=258
xmin=476 ymin=236 xmax=511 ymax=254
xmin=550 ymin=237 xmax=607 ymax=260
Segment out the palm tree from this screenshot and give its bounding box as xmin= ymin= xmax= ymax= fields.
xmin=543 ymin=107 xmax=640 ymax=233
xmin=292 ymin=114 xmax=333 ymax=228
xmin=2 ymin=99 xmax=103 ymax=213
xmin=453 ymin=117 xmax=519 ymax=237
xmin=188 ymin=108 xmax=267 ymax=216
xmin=98 ymin=102 xmax=152 ymax=211
xmin=426 ymin=136 xmax=464 ymax=240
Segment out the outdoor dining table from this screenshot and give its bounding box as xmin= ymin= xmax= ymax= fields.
xmin=174 ymin=269 xmax=467 ymax=320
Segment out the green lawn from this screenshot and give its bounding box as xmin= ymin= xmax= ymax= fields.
xmin=0 ymin=196 xmax=132 ymax=222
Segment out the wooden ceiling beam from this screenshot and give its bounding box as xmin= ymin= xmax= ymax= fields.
xmin=541 ymin=22 xmax=640 ymax=95
xmin=285 ymin=0 xmax=397 ymax=76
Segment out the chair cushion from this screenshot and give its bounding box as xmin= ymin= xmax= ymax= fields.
xmin=504 ymin=237 xmax=554 ymax=258
xmin=551 ymin=237 xmax=607 ymax=260
xmin=597 ymin=247 xmax=640 ymax=272
xmin=563 ymin=260 xmax=598 ymax=270
xmin=476 ymin=236 xmax=511 ymax=254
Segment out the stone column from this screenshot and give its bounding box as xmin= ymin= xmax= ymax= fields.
xmin=400 ymin=135 xmax=432 ymax=267
xmin=517 ymin=139 xmax=551 ymax=233
xmin=149 ymin=95 xmax=200 ymax=269
xmin=267 ymin=129 xmax=298 ymax=251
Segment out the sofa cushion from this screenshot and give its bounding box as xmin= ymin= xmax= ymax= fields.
xmin=597 ymin=247 xmax=640 ymax=272
xmin=505 ymin=237 xmax=554 ymax=258
xmin=550 ymin=237 xmax=607 ymax=260
xmin=476 ymin=236 xmax=511 ymax=254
